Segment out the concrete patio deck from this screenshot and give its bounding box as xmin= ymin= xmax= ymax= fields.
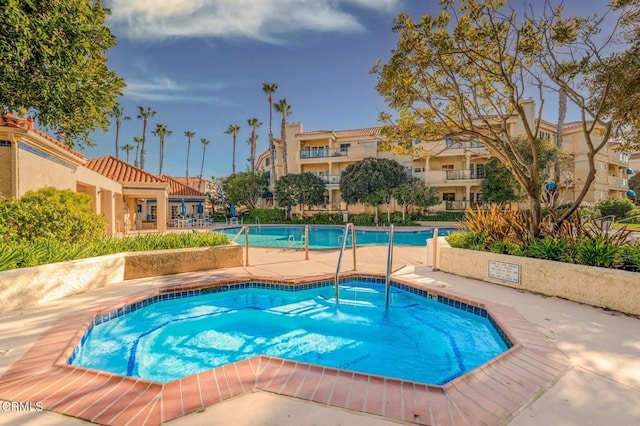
xmin=1 ymin=244 xmax=639 ymax=425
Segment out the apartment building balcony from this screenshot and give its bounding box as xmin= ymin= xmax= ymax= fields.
xmin=300 ymin=147 xmax=346 ymax=159
xmin=445 ymin=201 xmax=490 ymax=211
xmin=423 ymin=169 xmax=485 ymax=185
xmin=609 ymin=152 xmax=629 ymax=165
xmin=319 ymin=175 xmax=341 ymax=185
xmin=608 ymin=176 xmax=628 ymax=189
xmin=298 ymin=144 xmax=378 ymax=162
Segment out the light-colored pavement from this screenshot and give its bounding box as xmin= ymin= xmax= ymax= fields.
xmin=1 ymin=245 xmax=639 ymax=425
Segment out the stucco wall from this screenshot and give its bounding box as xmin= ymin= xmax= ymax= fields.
xmin=435 ymin=238 xmax=640 ymax=316
xmin=0 ymin=144 xmax=12 ymax=197
xmin=0 ymin=245 xmax=243 ymax=312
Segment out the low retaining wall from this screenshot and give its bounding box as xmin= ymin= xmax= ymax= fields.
xmin=0 ymin=245 xmax=243 ymax=312
xmin=434 ymin=238 xmax=640 ymax=316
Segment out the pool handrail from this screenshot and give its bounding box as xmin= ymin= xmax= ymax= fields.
xmin=385 ymin=224 xmax=394 ymax=310
xmin=231 ymin=225 xmax=250 ymax=266
xmin=334 ymin=223 xmax=357 ymax=304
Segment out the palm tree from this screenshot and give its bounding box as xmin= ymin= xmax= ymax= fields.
xmin=246 ymin=118 xmax=261 ymax=172
xmin=274 ymin=98 xmax=292 ymax=176
xmin=262 ymin=82 xmax=278 ymax=183
xmin=109 ymin=104 xmax=130 ymax=158
xmin=198 ymin=138 xmax=210 ymax=192
xmin=153 ymin=123 xmax=172 ymax=175
xmin=121 ymin=143 xmax=134 ymax=164
xmin=137 ymin=106 xmax=156 ymax=169
xmin=133 ymin=136 xmax=143 ymax=167
xmin=224 ymin=124 xmax=240 ymax=175
xmin=184 ymin=130 xmax=195 ymax=186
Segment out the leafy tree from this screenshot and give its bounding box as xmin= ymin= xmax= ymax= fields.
xmin=372 ymin=0 xmax=630 ymax=236
xmin=132 ymin=136 xmax=142 ymax=167
xmin=0 ymin=0 xmax=125 ymax=147
xmin=246 ymin=118 xmax=261 ymax=172
xmin=392 ymin=178 xmax=439 ymax=222
xmin=340 ymin=158 xmax=410 ymax=222
xmin=198 ymin=138 xmax=210 ymax=192
xmin=274 ymin=173 xmax=325 ymax=219
xmin=153 ymin=123 xmax=172 ymax=175
xmin=108 ymin=104 xmax=130 ymax=158
xmin=274 ymin=99 xmax=293 ymax=176
xmin=0 ymin=187 xmax=104 ymax=243
xmin=184 ymin=131 xmax=195 ymax=186
xmin=121 ymin=143 xmax=134 ymax=163
xmin=263 ymin=83 xmax=279 ymax=183
xmin=222 ymin=172 xmax=268 ymax=209
xmin=224 ymin=124 xmax=240 ymax=175
xmin=136 ymin=106 xmax=156 ymax=169
xmin=481 ymin=159 xmax=524 ymax=204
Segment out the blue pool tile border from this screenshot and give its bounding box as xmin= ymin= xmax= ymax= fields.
xmin=68 ymin=275 xmax=512 ymax=366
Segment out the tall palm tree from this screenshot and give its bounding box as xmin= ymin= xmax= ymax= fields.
xmin=224 ymin=124 xmax=240 ymax=175
xmin=198 ymin=138 xmax=211 ymax=192
xmin=121 ymin=143 xmax=134 ymax=164
xmin=109 ymin=104 xmax=130 ymax=158
xmin=274 ymin=98 xmax=292 ymax=176
xmin=184 ymin=130 xmax=195 ymax=186
xmin=262 ymin=82 xmax=278 ymax=183
xmin=136 ymin=106 xmax=156 ymax=169
xmin=153 ymin=123 xmax=172 ymax=175
xmin=133 ymin=136 xmax=143 ymax=166
xmin=246 ymin=118 xmax=261 ymax=172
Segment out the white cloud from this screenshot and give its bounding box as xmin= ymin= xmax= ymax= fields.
xmin=124 ymin=77 xmax=227 ymax=103
xmin=105 ymin=0 xmax=402 ymax=42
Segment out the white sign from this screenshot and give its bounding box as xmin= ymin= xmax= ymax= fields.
xmin=488 ymin=260 xmax=520 ymax=284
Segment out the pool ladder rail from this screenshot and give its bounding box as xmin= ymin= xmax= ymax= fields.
xmin=334 ymin=223 xmax=357 ymax=304
xmin=385 ymin=224 xmax=395 ymax=310
xmin=231 ymin=225 xmax=250 ymax=266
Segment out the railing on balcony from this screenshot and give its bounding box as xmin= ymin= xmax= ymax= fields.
xmin=608 ymin=176 xmax=628 ymax=188
xmin=318 ymin=175 xmax=341 ymax=185
xmin=445 ymin=169 xmax=485 ymax=180
xmin=445 ymin=201 xmax=490 ymax=211
xmin=300 ymin=148 xmax=347 ymax=159
xmin=445 ymin=139 xmax=485 ymax=149
xmin=609 ymin=152 xmax=629 ymax=164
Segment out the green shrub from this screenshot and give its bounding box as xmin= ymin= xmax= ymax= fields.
xmin=489 ymin=240 xmax=524 ymax=256
xmin=247 ymin=208 xmax=285 ymax=224
xmin=526 ymin=237 xmax=570 ymax=261
xmin=596 ymin=198 xmax=636 ymax=220
xmin=348 ymin=213 xmax=376 ymax=226
xmin=0 ymin=187 xmax=104 ymax=243
xmin=620 ymin=242 xmax=640 ymax=272
xmin=574 ymin=237 xmax=620 ymax=268
xmin=414 ymin=211 xmax=465 ymax=221
xmin=445 ymin=231 xmax=487 ymax=250
xmin=306 ymin=213 xmax=343 ymax=224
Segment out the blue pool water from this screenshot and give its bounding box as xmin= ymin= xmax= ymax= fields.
xmin=70 ymin=278 xmax=508 ymax=384
xmin=217 ymin=225 xmax=452 ymax=248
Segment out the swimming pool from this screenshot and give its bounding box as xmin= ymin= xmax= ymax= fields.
xmin=217 ymin=225 xmax=452 ymax=248
xmin=70 ymin=277 xmax=509 ymax=385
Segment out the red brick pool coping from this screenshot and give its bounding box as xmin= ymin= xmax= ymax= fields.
xmin=0 ymin=272 xmax=570 ymax=425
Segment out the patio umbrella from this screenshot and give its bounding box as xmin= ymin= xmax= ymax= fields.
xmin=181 ymin=199 xmax=187 ymax=217
xmin=197 ymin=202 xmax=204 ymax=215
xmin=230 ymin=204 xmax=236 ymax=217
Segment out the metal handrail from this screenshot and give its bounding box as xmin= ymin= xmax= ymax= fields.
xmin=231 ymin=225 xmax=250 ymax=266
xmin=334 ymin=223 xmax=357 ymax=304
xmin=385 ymin=224 xmax=395 ymax=310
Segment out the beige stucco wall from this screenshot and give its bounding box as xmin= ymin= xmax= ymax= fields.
xmin=0 ymin=143 xmax=11 ymax=197
xmin=434 ymin=238 xmax=640 ymax=316
xmin=0 ymin=245 xmax=243 ymax=312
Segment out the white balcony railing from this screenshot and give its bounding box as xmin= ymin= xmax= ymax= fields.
xmin=609 ymin=152 xmax=629 ymax=164
xmin=608 ymin=176 xmax=628 ymax=188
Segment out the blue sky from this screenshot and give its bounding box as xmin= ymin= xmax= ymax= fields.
xmin=85 ymin=0 xmax=615 ymax=180
xmin=86 ymin=0 xmax=418 ymax=179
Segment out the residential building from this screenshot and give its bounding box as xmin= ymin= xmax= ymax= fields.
xmin=0 ymin=114 xmax=206 ymax=234
xmin=256 ymin=103 xmax=633 ymax=214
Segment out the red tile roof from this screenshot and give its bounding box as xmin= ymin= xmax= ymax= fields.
xmin=0 ymin=113 xmax=84 ymax=159
xmin=159 ymin=175 xmax=206 ymax=197
xmin=85 ymin=156 xmax=165 ymax=183
xmin=299 ymin=127 xmax=381 ymax=138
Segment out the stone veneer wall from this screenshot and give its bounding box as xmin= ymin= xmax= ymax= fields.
xmin=0 ymin=245 xmax=242 ymax=312
xmin=434 ymin=238 xmax=640 ymax=316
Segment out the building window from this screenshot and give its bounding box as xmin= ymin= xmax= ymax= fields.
xmin=340 ymin=143 xmax=350 ymax=153
xmin=442 ymin=193 xmax=456 ymax=201
xmin=445 ymin=137 xmax=454 ymax=147
xmin=475 ymin=163 xmax=485 ymax=178
xmin=265 ymin=158 xmax=270 ymax=166
xmin=171 ymin=205 xmax=179 ymax=219
xmin=149 ymin=205 xmax=157 ymax=220
xmin=442 ymin=164 xmax=454 ymax=170
xmin=414 ymin=167 xmax=422 ymax=173
xmin=137 ymin=204 xmax=143 ymax=213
